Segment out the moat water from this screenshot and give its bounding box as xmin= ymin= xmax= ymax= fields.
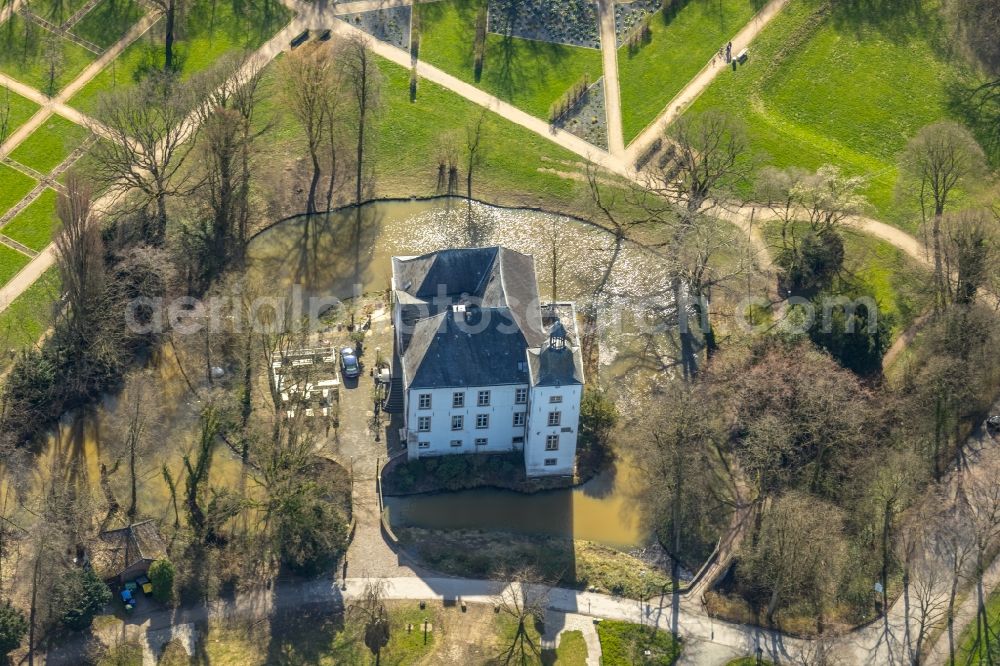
xmin=7 ymin=198 xmax=664 ymax=550
xmin=249 ymin=198 xmax=670 ymax=547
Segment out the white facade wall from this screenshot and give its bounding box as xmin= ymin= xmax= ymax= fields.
xmin=524 ymin=384 xmax=582 ymax=477
xmin=405 ymin=384 xmax=530 ymax=459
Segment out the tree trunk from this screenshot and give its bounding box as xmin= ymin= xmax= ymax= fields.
xmin=28 ymin=555 xmax=40 ymax=666
xmin=128 ymin=436 xmax=137 ymax=522
xmin=356 ymin=107 xmax=365 ymax=206
xmin=307 ymin=148 xmax=322 ymax=216
xmin=164 ymin=0 xmax=175 ymax=72
xmin=948 ymin=570 xmax=959 ymax=665
xmin=932 ymin=212 xmax=945 ymax=310
xmin=881 ymin=500 xmax=891 ymax=615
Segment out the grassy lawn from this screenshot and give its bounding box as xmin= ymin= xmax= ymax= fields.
xmin=0 ymin=163 xmax=36 ymax=218
xmin=542 ymin=629 xmax=588 ymax=665
xmin=8 ymin=114 xmax=91 ymax=174
xmin=258 ymin=52 xmax=596 ymax=214
xmin=29 ymin=0 xmax=93 ymax=24
xmin=957 ymin=585 xmax=1000 ymax=664
xmin=725 ymin=659 xmax=774 ymax=666
xmin=0 ymin=14 xmax=96 ymax=95
xmin=1 ymin=187 xmax=59 ymax=251
xmin=618 ymin=0 xmax=758 ymax=144
xmin=597 ymin=620 xmax=682 ymax=665
xmin=0 ymin=84 xmax=41 ymax=140
xmin=415 ymin=0 xmax=603 ymax=120
xmin=688 ymin=0 xmax=987 ymax=231
xmin=0 ymin=266 xmax=60 ymax=355
xmin=71 ymin=0 xmax=145 ymax=49
xmin=71 ymin=0 xmax=291 ymax=114
xmin=0 ymin=243 xmax=31 ymax=285
xmin=186 ymin=602 xmax=445 ymax=665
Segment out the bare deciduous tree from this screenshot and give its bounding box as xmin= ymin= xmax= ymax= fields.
xmin=492 ymin=569 xmax=549 ymax=666
xmin=280 ymin=43 xmax=344 ymax=217
xmin=942 ymin=208 xmax=996 ymax=306
xmin=350 ymin=579 xmax=390 ymax=666
xmin=738 ymin=490 xmax=847 ymax=626
xmin=657 ymin=109 xmax=749 ymax=215
xmin=342 ymin=34 xmax=383 ymax=206
xmin=93 ymin=74 xmax=196 ymax=245
xmin=54 ymin=176 xmax=105 ymax=350
xmin=464 ymin=109 xmax=487 ymax=202
xmin=897 ymin=122 xmax=987 ymax=310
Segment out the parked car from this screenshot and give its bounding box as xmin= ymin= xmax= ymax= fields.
xmin=987 ymin=415 xmax=1000 ymax=434
xmin=340 ymin=347 xmax=360 ymax=379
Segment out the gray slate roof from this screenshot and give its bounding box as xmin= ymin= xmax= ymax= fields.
xmin=392 ymin=247 xmax=582 ymax=390
xmin=403 ymin=308 xmax=531 ymax=388
xmin=528 ymin=304 xmax=585 ymax=387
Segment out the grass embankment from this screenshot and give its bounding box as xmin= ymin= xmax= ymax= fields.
xmin=0 ymin=163 xmax=35 ymax=218
xmin=0 ymin=85 xmax=40 ymax=137
xmin=0 ymin=14 xmax=96 ymax=94
xmin=9 ymin=115 xmax=91 ymax=174
xmin=72 ymin=0 xmax=145 ymax=49
xmin=154 ymin=601 xmax=523 ymax=665
xmin=2 ymin=187 xmax=60 ymax=251
xmin=415 ymin=0 xmax=603 ymax=120
xmin=30 ymin=0 xmax=92 ymax=22
xmin=618 ymin=0 xmax=758 ymax=144
xmin=597 ymin=620 xmax=682 ymax=665
xmin=71 ymin=0 xmax=291 ymax=114
xmin=258 ymin=53 xmax=598 ymax=215
xmin=956 ymin=585 xmax=1000 ymax=664
xmin=762 ymin=222 xmax=932 ymax=339
xmin=0 ymin=244 xmax=30 ymax=285
xmin=0 ymin=266 xmax=60 ymax=354
xmin=688 ymin=0 xmax=988 ymax=231
xmin=397 ymin=527 xmax=674 ymax=599
xmin=543 ymin=630 xmax=588 ymax=665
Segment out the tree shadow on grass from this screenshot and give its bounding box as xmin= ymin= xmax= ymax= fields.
xmin=947 ymin=78 xmax=1000 ymax=167
xmin=827 ymin=0 xmax=939 ymax=44
xmin=264 ymin=602 xmax=353 ymax=664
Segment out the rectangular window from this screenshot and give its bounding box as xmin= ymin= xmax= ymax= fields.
xmin=417 ymin=416 xmax=431 ymax=432
xmin=418 ymin=441 xmax=430 ymax=449
xmin=452 ymin=392 xmax=464 ymax=408
xmin=513 ymin=412 xmax=525 ymax=427
xmin=549 ymin=395 xmax=563 ymax=404
xmin=545 ymin=434 xmax=559 ymax=451
xmin=475 ymin=438 xmax=488 ymax=447
xmin=476 ymin=413 xmax=489 ymax=429
xmin=450 ymin=439 xmax=463 ymax=448
xmin=515 ymin=388 xmax=528 ymax=404
xmin=451 ymin=415 xmax=463 ymax=431
xmin=547 ymin=411 xmax=561 ymax=427
xmin=512 ymin=436 xmax=525 ymax=444
xmin=478 ymin=390 xmax=491 ymax=406
xmin=418 ymin=393 xmax=432 ymax=409
xmin=544 ymin=458 xmax=558 ymax=466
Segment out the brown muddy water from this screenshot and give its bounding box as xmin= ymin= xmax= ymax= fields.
xmin=5 ymin=199 xmax=668 ymax=551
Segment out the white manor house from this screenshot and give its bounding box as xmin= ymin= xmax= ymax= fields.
xmin=391 ymin=247 xmax=585 ymax=477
